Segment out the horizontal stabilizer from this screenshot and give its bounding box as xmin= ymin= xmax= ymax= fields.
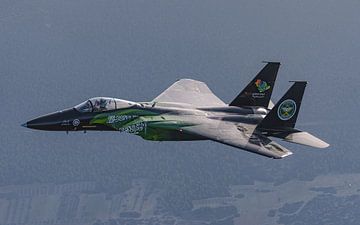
xmin=283 ymin=131 xmax=329 ymax=148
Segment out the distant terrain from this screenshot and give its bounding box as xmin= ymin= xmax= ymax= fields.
xmin=0 ymin=174 xmax=360 ymax=225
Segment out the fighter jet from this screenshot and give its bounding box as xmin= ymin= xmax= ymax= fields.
xmin=22 ymin=62 xmax=329 ymax=159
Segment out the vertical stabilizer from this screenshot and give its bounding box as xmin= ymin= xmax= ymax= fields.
xmin=230 ymin=62 xmax=280 ymax=108
xmin=257 ymin=81 xmax=329 ymax=148
xmin=257 ymin=81 xmax=307 ymax=129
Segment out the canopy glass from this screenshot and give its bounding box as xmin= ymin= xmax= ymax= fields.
xmin=75 ymin=97 xmax=136 ymax=112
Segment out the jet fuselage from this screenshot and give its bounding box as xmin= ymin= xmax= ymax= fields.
xmin=23 ymin=101 xmax=267 ymax=142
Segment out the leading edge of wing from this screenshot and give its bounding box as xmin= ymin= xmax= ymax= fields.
xmin=153 ymin=79 xmax=226 ymax=107
xmin=183 ymin=122 xmax=292 ymax=159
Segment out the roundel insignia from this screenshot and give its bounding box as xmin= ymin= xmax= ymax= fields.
xmin=72 ymin=119 xmax=80 ymax=126
xmin=277 ymin=99 xmax=296 ymax=121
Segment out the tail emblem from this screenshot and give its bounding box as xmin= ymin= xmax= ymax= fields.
xmin=255 ymin=79 xmax=271 ymax=93
xmin=277 ymin=99 xmax=296 ymax=120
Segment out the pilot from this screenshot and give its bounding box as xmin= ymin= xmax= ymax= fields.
xmin=93 ymin=99 xmax=101 ymax=112
xmin=99 ymin=99 xmax=107 ymax=110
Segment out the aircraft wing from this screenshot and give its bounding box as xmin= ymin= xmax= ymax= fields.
xmin=183 ymin=121 xmax=292 ymax=159
xmin=153 ymin=79 xmax=226 ymax=107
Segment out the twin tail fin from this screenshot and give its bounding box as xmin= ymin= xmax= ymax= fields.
xmin=230 ymin=62 xmax=280 ymax=108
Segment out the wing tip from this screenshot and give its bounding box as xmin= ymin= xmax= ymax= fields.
xmin=282 ymin=151 xmax=293 ymax=158
xmin=272 ymin=151 xmax=293 ymax=159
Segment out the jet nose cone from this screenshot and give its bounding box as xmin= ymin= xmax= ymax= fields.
xmin=24 ymin=108 xmax=80 ymax=131
xmin=25 ymin=113 xmax=62 ymax=131
xmin=25 ymin=118 xmax=45 ymax=130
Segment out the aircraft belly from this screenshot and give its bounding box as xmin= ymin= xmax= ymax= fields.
xmin=138 ymin=127 xmax=206 ymax=141
xmin=131 ymin=114 xmax=204 ymax=141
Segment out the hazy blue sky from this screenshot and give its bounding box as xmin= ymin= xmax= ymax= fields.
xmin=0 ymin=1 xmax=359 ymax=223
xmin=2 ymin=0 xmax=360 ymax=174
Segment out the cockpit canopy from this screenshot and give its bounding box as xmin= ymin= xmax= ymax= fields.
xmin=74 ymin=97 xmax=137 ymax=113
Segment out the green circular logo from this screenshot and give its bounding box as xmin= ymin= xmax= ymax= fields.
xmin=277 ymin=99 xmax=296 ymax=120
